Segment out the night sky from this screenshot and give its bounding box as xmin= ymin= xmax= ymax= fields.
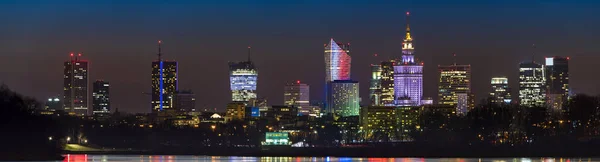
xmin=1 ymin=0 xmax=599 ymax=113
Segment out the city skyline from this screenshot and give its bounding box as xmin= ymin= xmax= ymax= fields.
xmin=1 ymin=1 xmax=599 ymax=113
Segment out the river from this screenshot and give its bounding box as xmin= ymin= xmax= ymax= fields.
xmin=47 ymin=155 xmax=600 ymax=162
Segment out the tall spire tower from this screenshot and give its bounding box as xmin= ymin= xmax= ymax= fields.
xmin=394 ymin=11 xmax=424 ymax=106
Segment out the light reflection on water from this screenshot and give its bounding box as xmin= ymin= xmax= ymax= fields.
xmin=56 ymin=154 xmax=599 ymax=162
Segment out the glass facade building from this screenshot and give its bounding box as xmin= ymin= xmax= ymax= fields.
xmin=369 ymin=64 xmax=382 ymax=106
xmin=519 ymin=61 xmax=546 ymax=107
xmin=490 ymin=77 xmax=511 ymax=104
xmin=329 ymin=80 xmax=360 ymax=117
xmin=92 ymin=80 xmax=110 ymax=114
xmin=229 ymin=61 xmax=258 ymax=102
xmin=284 ymin=81 xmax=310 ymax=115
xmin=63 ymin=55 xmax=89 ymax=116
xmin=324 ymin=38 xmax=351 ymax=83
xmin=438 ymin=64 xmax=472 ymax=115
xmin=394 ymin=12 xmax=423 ymax=106
xmin=380 ymin=61 xmax=396 ymax=106
xmin=545 ymin=56 xmax=569 ymax=113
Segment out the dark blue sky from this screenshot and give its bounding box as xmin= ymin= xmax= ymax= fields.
xmin=1 ymin=0 xmax=599 ymax=113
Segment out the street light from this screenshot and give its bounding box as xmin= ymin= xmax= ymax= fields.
xmin=66 ymin=137 xmax=71 ymax=142
xmin=48 ymin=136 xmax=53 ymax=141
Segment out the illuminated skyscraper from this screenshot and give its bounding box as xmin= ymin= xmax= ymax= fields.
xmin=329 ymin=80 xmax=360 ymax=117
xmin=284 ymin=81 xmax=310 ymax=115
xmin=380 ymin=60 xmax=396 ymax=105
xmin=438 ymin=64 xmax=472 ymax=115
xmin=519 ymin=61 xmax=545 ymax=107
xmin=369 ymin=64 xmax=382 ymax=106
xmin=490 ymin=77 xmax=512 ymax=104
xmin=175 ymin=90 xmax=196 ymax=113
xmin=151 ymin=41 xmax=178 ymax=112
xmin=545 ymin=56 xmax=569 ymax=113
xmin=229 ymin=47 xmax=258 ymax=102
xmin=92 ymin=80 xmax=110 ymax=114
xmin=394 ymin=12 xmax=423 ymax=106
xmin=63 ymin=53 xmax=89 ymax=116
xmin=324 ymin=38 xmax=351 ymax=82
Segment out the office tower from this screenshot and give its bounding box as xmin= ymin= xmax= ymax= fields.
xmin=229 ymin=47 xmax=258 ymax=102
xmin=360 ymin=106 xmax=397 ymax=141
xmin=175 ymin=90 xmax=196 ymax=113
xmin=45 ymin=96 xmax=61 ymax=111
xmin=63 ymin=53 xmax=89 ymax=116
xmin=284 ymin=81 xmax=310 ymax=115
xmin=92 ymin=80 xmax=110 ymax=114
xmin=324 ymin=38 xmax=351 ymax=82
xmin=271 ymin=105 xmax=298 ymax=125
xmin=490 ymin=77 xmax=512 ymax=104
xmin=396 ymin=105 xmax=420 ymax=141
xmin=438 ymin=64 xmax=472 ymax=115
xmin=394 ymin=12 xmax=423 ymax=106
xmin=380 ymin=60 xmax=396 ymax=105
xmin=329 ymin=80 xmax=360 ymax=117
xmin=519 ymin=61 xmax=546 ymax=107
xmin=545 ymin=56 xmax=569 ymax=113
xmin=225 ymin=102 xmax=247 ymax=122
xmin=151 ymin=41 xmax=178 ymax=112
xmin=369 ymin=64 xmax=382 ymax=106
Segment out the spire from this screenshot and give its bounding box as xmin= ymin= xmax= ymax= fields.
xmin=405 ymin=11 xmax=412 ymax=41
xmin=247 ymin=46 xmax=251 ymax=62
xmin=158 ymin=40 xmax=162 ymax=61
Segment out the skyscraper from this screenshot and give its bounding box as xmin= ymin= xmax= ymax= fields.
xmin=369 ymin=64 xmax=382 ymax=106
xmin=63 ymin=53 xmax=89 ymax=116
xmin=394 ymin=12 xmax=423 ymax=106
xmin=324 ymin=38 xmax=351 ymax=83
xmin=380 ymin=60 xmax=396 ymax=106
xmin=545 ymin=56 xmax=569 ymax=113
xmin=151 ymin=41 xmax=178 ymax=112
xmin=92 ymin=80 xmax=110 ymax=114
xmin=438 ymin=64 xmax=472 ymax=115
xmin=229 ymin=46 xmax=258 ymax=102
xmin=490 ymin=77 xmax=512 ymax=104
xmin=329 ymin=80 xmax=360 ymax=117
xmin=284 ymin=81 xmax=310 ymax=115
xmin=519 ymin=61 xmax=546 ymax=107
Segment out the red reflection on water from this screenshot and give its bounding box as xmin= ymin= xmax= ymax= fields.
xmin=63 ymin=154 xmax=88 ymax=162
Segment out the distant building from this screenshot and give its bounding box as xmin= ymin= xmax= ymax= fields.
xmin=262 ymin=132 xmax=291 ymax=146
xmin=284 ymin=81 xmax=310 ymax=115
xmin=225 ymin=102 xmax=246 ymax=122
xmin=380 ymin=61 xmax=396 ymax=106
xmin=369 ymin=64 xmax=382 ymax=106
xmin=490 ymin=77 xmax=511 ymax=104
xmin=63 ymin=53 xmax=89 ymax=116
xmin=329 ymin=80 xmax=360 ymax=117
xmin=174 ymin=90 xmax=195 ymax=113
xmin=519 ymin=61 xmax=546 ymax=107
xmin=545 ymin=56 xmax=569 ymax=113
xmin=229 ymin=55 xmax=258 ymax=102
xmin=360 ymin=106 xmax=397 ymax=141
xmin=324 ymin=38 xmax=351 ymax=83
xmin=394 ymin=12 xmax=423 ymax=106
xmin=270 ymin=105 xmax=298 ymax=126
xmin=396 ymin=105 xmax=420 ymax=141
xmin=45 ymin=96 xmax=61 ymax=111
xmin=438 ymin=64 xmax=472 ymax=115
xmin=92 ymin=80 xmax=110 ymax=114
xmin=151 ymin=41 xmax=178 ymax=112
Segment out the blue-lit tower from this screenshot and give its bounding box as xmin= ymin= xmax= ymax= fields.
xmin=393 ymin=12 xmax=423 ymax=106
xmin=152 ymin=40 xmax=178 ymax=112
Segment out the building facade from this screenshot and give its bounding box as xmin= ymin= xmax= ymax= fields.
xmin=329 ymin=80 xmax=360 ymax=117
xmin=45 ymin=96 xmax=62 ymax=111
xmin=324 ymin=38 xmax=351 ymax=83
xmin=394 ymin=12 xmax=423 ymax=106
xmin=151 ymin=60 xmax=178 ymax=112
xmin=225 ymin=102 xmax=247 ymax=122
xmin=380 ymin=60 xmax=396 ymax=106
xmin=519 ymin=61 xmax=546 ymax=107
xmin=92 ymin=80 xmax=110 ymax=114
xmin=490 ymin=77 xmax=511 ymax=104
xmin=545 ymin=56 xmax=569 ymax=113
xmin=360 ymin=106 xmax=397 ymax=142
xmin=438 ymin=64 xmax=472 ymax=114
xmin=175 ymin=90 xmax=196 ymax=113
xmin=63 ymin=54 xmax=89 ymax=116
xmin=284 ymin=81 xmax=310 ymax=115
xmin=369 ymin=64 xmax=382 ymax=106
xmin=229 ymin=60 xmax=258 ymax=102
